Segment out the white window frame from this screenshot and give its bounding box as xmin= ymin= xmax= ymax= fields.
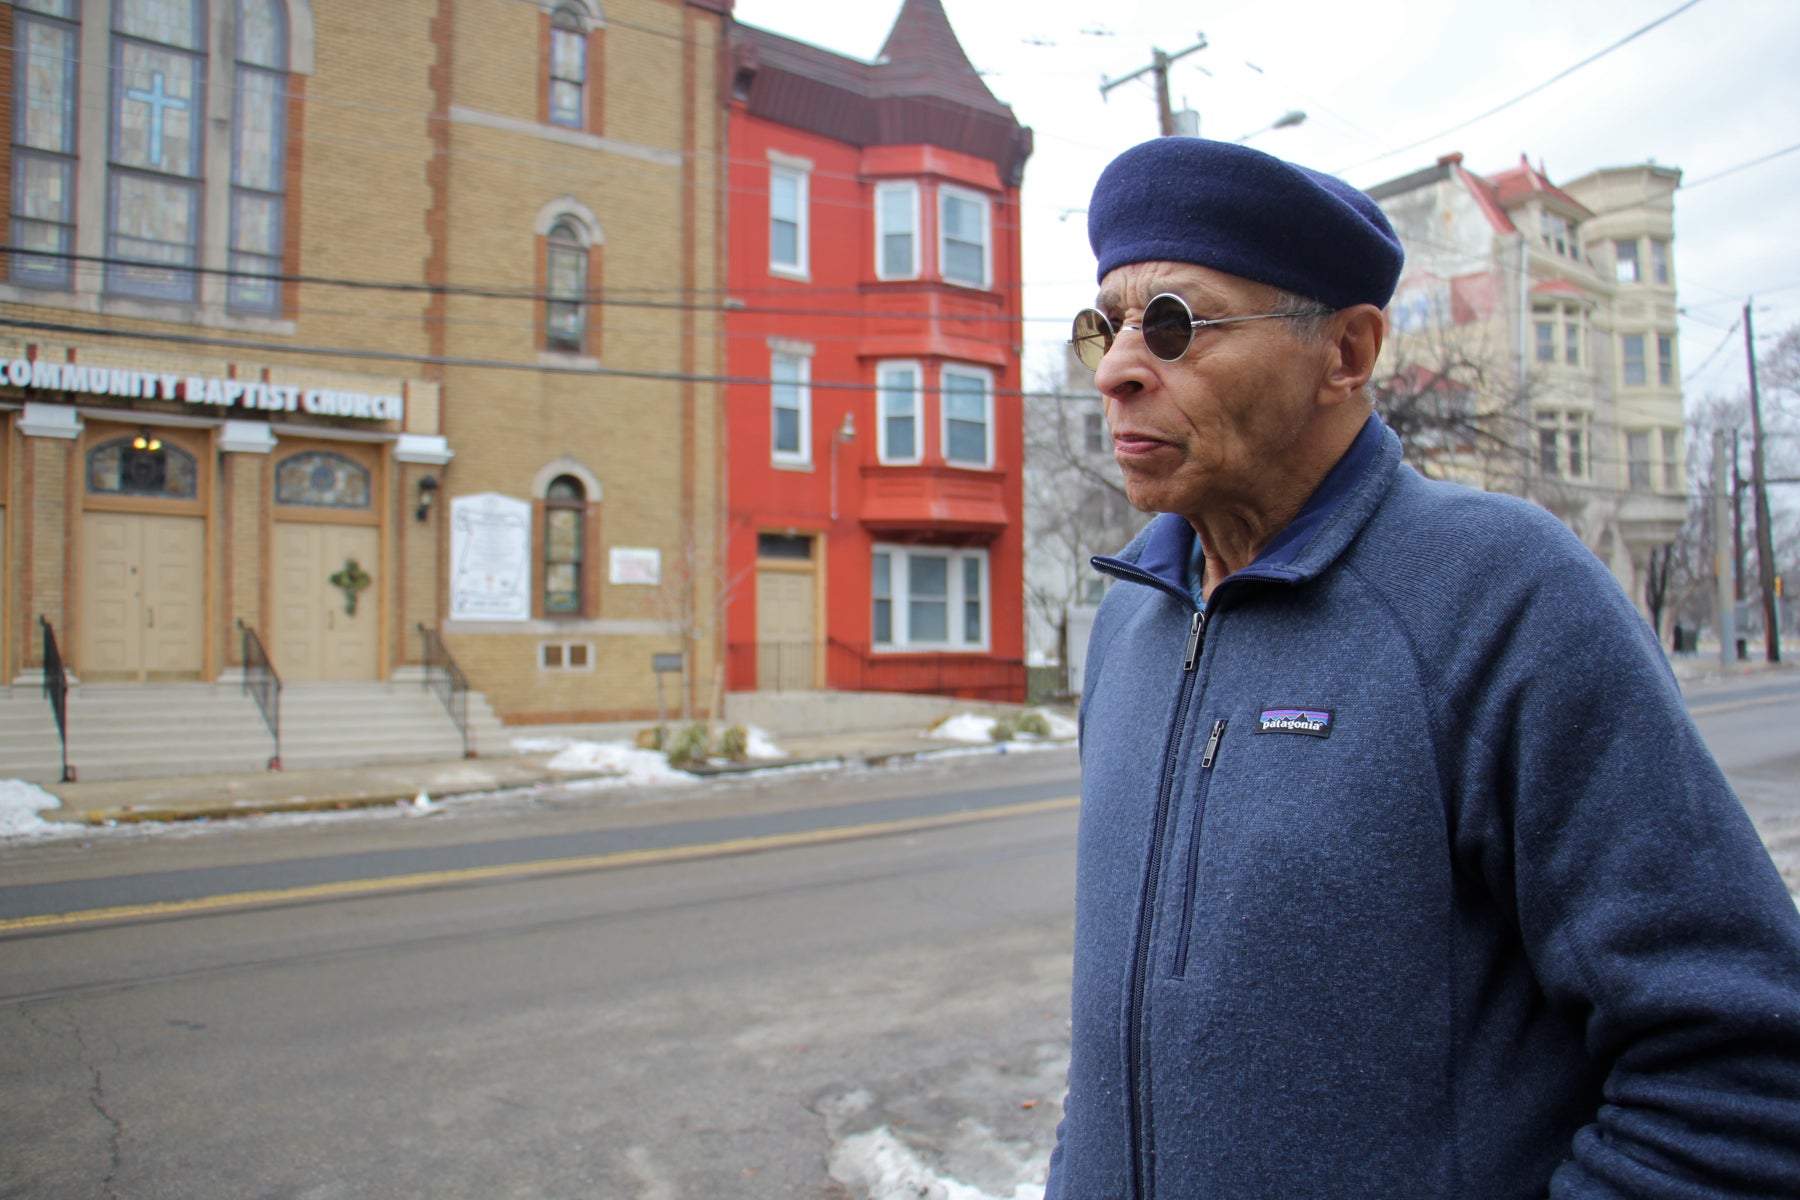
xmin=871 ymin=544 xmax=989 ymax=652
xmin=874 ymin=180 xmax=920 ymax=280
xmin=1621 ymin=334 xmax=1647 ymax=387
xmin=876 ymin=359 xmax=923 ymax=464
xmin=937 ymin=184 xmax=991 ymax=289
xmin=770 ymin=346 xmax=811 ymax=467
xmin=1535 ymin=409 xmax=1589 ymax=480
xmin=1614 ymin=239 xmax=1640 ymax=284
xmin=940 ymin=364 xmax=993 ymax=469
xmin=1626 ymin=430 xmax=1652 ymax=491
xmin=769 ymin=161 xmax=809 ymax=278
xmin=1083 ymin=409 xmax=1107 ymax=455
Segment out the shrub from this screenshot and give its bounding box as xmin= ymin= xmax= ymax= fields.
xmin=665 ymin=722 xmax=713 ymax=768
xmin=717 ymin=725 xmax=750 ymax=761
xmin=635 ymin=726 xmax=665 ymax=751
xmin=1014 ymin=710 xmax=1054 ymax=738
xmin=989 ymin=716 xmax=1017 ymax=742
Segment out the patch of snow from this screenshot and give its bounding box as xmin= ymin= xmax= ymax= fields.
xmin=927 ymin=710 xmax=1078 ymax=745
xmin=928 ymin=714 xmax=1002 ymax=743
xmin=543 ymin=740 xmax=699 ymax=787
xmin=0 ymin=779 xmax=63 ymax=839
xmin=743 ymin=726 xmax=785 ymax=759
xmin=511 ymin=735 xmax=577 ymax=754
xmin=829 ymin=1125 xmax=1047 ymax=1200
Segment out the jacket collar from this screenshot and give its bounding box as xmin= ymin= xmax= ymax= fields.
xmin=1095 ymin=413 xmax=1402 ymax=603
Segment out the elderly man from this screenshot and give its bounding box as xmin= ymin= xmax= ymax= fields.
xmin=1045 ymin=136 xmax=1800 ymax=1200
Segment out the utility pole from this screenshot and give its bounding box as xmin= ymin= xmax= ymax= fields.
xmin=1714 ymin=429 xmax=1737 ymax=669
xmin=1732 ymin=431 xmax=1745 ymax=600
xmin=1744 ymin=301 xmax=1781 ymax=662
xmin=1101 ymin=34 xmax=1207 ymax=137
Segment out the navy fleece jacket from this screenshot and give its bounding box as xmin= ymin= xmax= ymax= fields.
xmin=1047 ymin=417 xmax=1800 ymax=1199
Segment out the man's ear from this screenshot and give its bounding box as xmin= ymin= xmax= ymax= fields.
xmin=1319 ymin=305 xmax=1385 ymax=407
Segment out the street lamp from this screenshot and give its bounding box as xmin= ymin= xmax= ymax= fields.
xmin=1234 ymin=109 xmax=1306 ymax=142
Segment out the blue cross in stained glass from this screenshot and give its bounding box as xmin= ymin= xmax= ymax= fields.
xmin=125 ymin=72 xmax=188 ymax=169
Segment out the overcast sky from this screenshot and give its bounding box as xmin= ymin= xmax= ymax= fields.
xmin=731 ymin=0 xmax=1800 ymax=407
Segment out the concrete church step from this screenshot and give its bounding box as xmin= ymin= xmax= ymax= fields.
xmin=1 ymin=680 xmax=511 ymax=784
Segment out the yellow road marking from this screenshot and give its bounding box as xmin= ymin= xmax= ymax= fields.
xmin=0 ymin=796 xmax=1080 ymax=936
xmin=1688 ymin=693 xmax=1798 ymax=717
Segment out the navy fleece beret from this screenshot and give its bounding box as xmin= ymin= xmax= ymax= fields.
xmin=1088 ymin=137 xmax=1404 ymax=310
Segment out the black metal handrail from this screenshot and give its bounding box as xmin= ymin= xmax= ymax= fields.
xmin=40 ymin=616 xmax=73 ymax=783
xmin=419 ymin=623 xmax=473 ymax=758
xmin=237 ymin=619 xmax=282 ymax=771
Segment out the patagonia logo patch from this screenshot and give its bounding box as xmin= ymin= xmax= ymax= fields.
xmin=1256 ymin=707 xmax=1334 ymax=738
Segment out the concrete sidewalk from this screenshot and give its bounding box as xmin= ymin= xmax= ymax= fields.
xmin=37 ymin=724 xmax=1043 ymax=826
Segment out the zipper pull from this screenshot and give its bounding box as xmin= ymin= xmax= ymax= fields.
xmin=1183 ymin=609 xmax=1207 ymax=671
xmin=1201 ymin=718 xmax=1226 ymax=769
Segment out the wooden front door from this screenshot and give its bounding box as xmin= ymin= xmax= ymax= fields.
xmin=79 ymin=513 xmax=206 ymax=681
xmin=273 ymin=524 xmax=380 ymax=681
xmin=755 ymin=567 xmax=817 ymax=691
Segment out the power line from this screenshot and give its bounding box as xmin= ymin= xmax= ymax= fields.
xmin=0 ymin=315 xmax=1052 ymax=400
xmin=1682 ymin=316 xmax=1742 ymax=386
xmin=1333 ymin=0 xmax=1707 ymax=176
xmin=1681 ymin=141 xmax=1800 ymax=191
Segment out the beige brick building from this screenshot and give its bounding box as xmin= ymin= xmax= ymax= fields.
xmin=1 ymin=0 xmax=729 ymax=738
xmin=1370 ymin=153 xmax=1686 ymax=616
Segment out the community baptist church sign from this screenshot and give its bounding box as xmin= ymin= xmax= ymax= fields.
xmin=4 ymin=357 xmax=404 ymax=422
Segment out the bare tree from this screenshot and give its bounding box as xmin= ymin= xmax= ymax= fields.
xmin=1022 ymin=353 xmax=1149 ymax=671
xmin=652 ymin=519 xmax=749 ymax=721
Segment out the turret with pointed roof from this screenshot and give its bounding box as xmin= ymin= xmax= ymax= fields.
xmin=731 ymin=0 xmax=1032 ymax=184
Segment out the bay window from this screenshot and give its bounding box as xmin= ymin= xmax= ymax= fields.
xmin=875 ymin=181 xmax=919 ymax=280
xmin=941 ymin=365 xmax=992 ymax=468
xmin=938 ymin=185 xmax=990 ymax=288
xmin=877 ymin=361 xmax=922 ymax=463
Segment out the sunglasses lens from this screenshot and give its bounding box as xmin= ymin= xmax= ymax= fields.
xmin=1071 ymin=309 xmax=1112 ymax=370
xmin=1140 ymin=294 xmax=1195 ymax=361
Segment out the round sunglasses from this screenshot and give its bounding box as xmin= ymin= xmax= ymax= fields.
xmin=1069 ymin=292 xmax=1300 ymax=371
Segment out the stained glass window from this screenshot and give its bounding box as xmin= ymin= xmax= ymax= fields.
xmin=275 ymin=452 xmax=371 ymax=509
xmin=88 ymin=437 xmax=199 ymax=498
xmin=9 ymin=1 xmax=80 ymax=288
xmin=230 ymin=0 xmax=287 ymax=312
xmin=546 ymin=220 xmax=586 ymax=352
xmin=238 ymin=0 xmax=284 ymax=67
xmin=116 ymin=0 xmax=204 ymax=49
xmin=543 ymin=476 xmax=585 ymax=615
xmin=108 ymin=0 xmax=206 ymax=301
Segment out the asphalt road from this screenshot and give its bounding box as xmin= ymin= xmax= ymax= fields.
xmin=0 ymin=750 xmax=1083 ymax=1200
xmin=1 ymin=670 xmax=1795 ymax=1200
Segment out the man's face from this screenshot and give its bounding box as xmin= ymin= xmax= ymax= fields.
xmin=1092 ymin=260 xmax=1334 ymax=525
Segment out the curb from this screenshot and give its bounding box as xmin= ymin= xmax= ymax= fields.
xmin=42 ymin=739 xmax=1078 ymax=828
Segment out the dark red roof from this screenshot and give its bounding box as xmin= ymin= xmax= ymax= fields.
xmin=1488 ymin=154 xmax=1592 ymax=217
xmin=732 ymin=0 xmax=1032 ymax=185
xmin=872 ymin=0 xmax=1012 ymax=117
